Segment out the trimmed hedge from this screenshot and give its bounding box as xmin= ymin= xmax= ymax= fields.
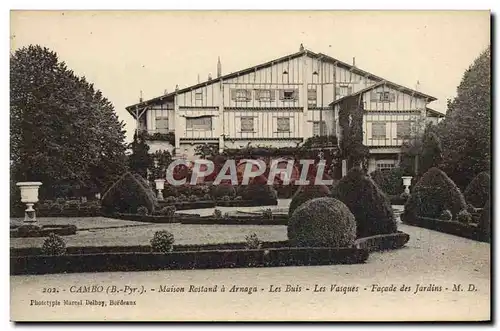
xmin=370 ymin=167 xmax=405 ymax=196
xmin=464 ymin=171 xmax=491 ymax=208
xmin=11 ymin=224 xmax=77 ymax=238
xmin=288 ymin=184 xmax=331 ymax=217
xmin=238 ymin=175 xmax=278 ymax=203
xmin=288 ymin=197 xmax=356 ymax=248
xmin=403 ymin=167 xmax=467 ymax=220
xmin=101 ymin=172 xmax=156 ymax=214
xmin=332 ymin=167 xmax=397 ymax=238
xmin=402 ymin=215 xmax=482 ymax=241
xmin=212 ymin=184 xmax=236 ymax=199
xmin=11 ymin=247 xmax=369 ymax=275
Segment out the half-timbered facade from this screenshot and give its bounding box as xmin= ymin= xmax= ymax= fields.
xmin=126 ymin=46 xmax=443 ymax=173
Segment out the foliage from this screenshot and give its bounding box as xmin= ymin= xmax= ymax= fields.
xmin=238 ymin=175 xmax=278 ymax=202
xmin=419 ymin=126 xmax=443 ymax=175
xmin=479 ymin=197 xmax=490 ymax=242
xmin=245 ymin=233 xmax=262 ymax=249
xmin=369 ymin=167 xmax=405 ymax=196
xmin=150 ymin=230 xmax=175 ymax=253
xmin=134 ymin=173 xmax=158 ymax=207
xmin=165 ymin=196 xmax=177 ymax=203
xmin=194 ymin=143 xmax=219 ymax=159
xmin=150 ymin=150 xmax=173 ymax=179
xmin=101 ymin=172 xmax=156 ymax=214
xmin=158 ymin=205 xmax=176 ymax=217
xmin=41 ymin=233 xmax=66 ymax=256
xmin=287 ymin=197 xmax=356 ymax=248
xmin=262 ymin=208 xmax=273 ymax=220
xmin=128 ymin=132 xmax=152 ymax=179
xmin=188 ymin=195 xmax=198 ymax=202
xmin=202 ymin=194 xmax=212 ymax=201
xmin=438 ymin=46 xmax=491 ymax=189
xmin=332 ymin=167 xmax=397 ymax=238
xmin=10 ymin=45 xmax=128 ymax=199
xmin=212 ymin=184 xmax=236 ymax=199
xmin=439 ymin=210 xmax=453 ymax=221
xmin=403 ymin=167 xmax=467 ymax=220
xmin=457 ymin=209 xmax=473 ymax=224
xmin=142 ymin=131 xmax=176 ymax=145
xmin=288 ymin=184 xmax=331 ymax=218
xmin=464 ymin=171 xmax=491 ymax=208
xmin=137 ymin=206 xmax=149 ymax=215
xmin=221 ymin=195 xmax=232 ymax=201
xmin=213 ymin=209 xmax=223 ymax=218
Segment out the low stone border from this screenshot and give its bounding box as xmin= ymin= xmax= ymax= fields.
xmin=402 ymin=215 xmax=486 ymax=242
xmin=111 ymin=213 xmax=177 ymax=224
xmin=215 ymin=199 xmax=278 ymax=207
xmin=10 ymin=224 xmax=77 ymax=238
xmin=10 ymin=246 xmax=369 ymax=275
xmin=178 ymin=215 xmax=288 ymax=225
xmin=158 ymin=201 xmax=216 ymax=210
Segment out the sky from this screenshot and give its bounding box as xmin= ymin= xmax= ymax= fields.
xmin=10 ymin=10 xmax=491 ymax=142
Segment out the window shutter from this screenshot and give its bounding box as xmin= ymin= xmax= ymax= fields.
xmin=246 ymin=89 xmax=252 ymax=101
xmin=294 ymin=89 xmax=299 ymax=100
xmin=371 ymin=91 xmax=378 ymax=101
xmin=390 ymin=93 xmax=396 ymax=102
xmin=255 ymin=89 xmax=260 ymax=100
xmin=270 ymin=89 xmax=276 ymax=101
xmin=279 ymin=90 xmax=285 ymax=100
xmin=231 ymin=89 xmax=237 ymax=101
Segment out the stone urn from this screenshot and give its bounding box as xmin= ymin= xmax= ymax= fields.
xmin=16 ymin=182 xmax=43 ymax=226
xmin=154 ymin=179 xmax=166 ymax=201
xmin=401 ymin=176 xmax=413 ymax=194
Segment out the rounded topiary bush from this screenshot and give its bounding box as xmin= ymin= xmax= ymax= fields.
xmin=403 ymin=167 xmax=467 ymax=220
xmin=212 ymin=184 xmax=236 ymax=199
xmin=331 ymin=167 xmax=397 ymax=238
xmin=158 ymin=205 xmax=176 ymax=217
xmin=101 ymin=172 xmax=156 ymax=214
xmin=287 ymin=197 xmax=356 ymax=248
xmin=288 ymin=184 xmax=331 ymax=218
xmin=239 ymin=175 xmax=277 ymax=203
xmin=439 ymin=209 xmax=453 ymax=221
xmin=150 ymin=230 xmax=175 ymax=253
xmin=41 ymin=233 xmax=66 ymax=256
xmin=464 ymin=171 xmax=491 ymax=208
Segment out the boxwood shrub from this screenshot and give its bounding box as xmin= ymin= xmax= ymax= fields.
xmin=101 ymin=172 xmax=156 ymax=214
xmin=332 ymin=167 xmax=397 ymax=238
xmin=239 ymin=175 xmax=277 ymax=203
xmin=288 ymin=184 xmax=331 ymax=218
xmin=464 ymin=171 xmax=491 ymax=208
xmin=288 ymin=197 xmax=356 ymax=248
xmin=403 ymin=167 xmax=467 ymax=220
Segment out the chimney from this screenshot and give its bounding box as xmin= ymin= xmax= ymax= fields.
xmin=164 ymin=89 xmax=168 ymax=95
xmin=139 ymin=90 xmax=143 ymax=102
xmin=352 ymin=57 xmax=356 ymax=67
xmin=217 ymin=56 xmax=222 ymax=78
xmin=197 ymin=74 xmax=200 ymax=83
xmin=208 ymin=73 xmax=212 ymax=81
xmin=175 ymin=84 xmax=179 ymax=92
xmin=299 ymin=43 xmax=304 ymax=52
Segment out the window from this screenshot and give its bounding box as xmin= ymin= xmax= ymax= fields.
xmin=308 ymin=89 xmax=317 ymax=107
xmin=255 ymin=89 xmax=275 ymax=102
xmin=313 ymin=121 xmax=327 ymax=136
xmin=231 ymin=89 xmax=252 ymax=102
xmin=280 ymin=89 xmax=298 ymax=101
xmin=371 ymin=122 xmax=386 ymax=139
xmin=186 ymin=116 xmax=212 ymax=130
xmin=240 ymin=117 xmax=254 ymax=132
xmin=195 ymin=92 xmax=203 ymax=100
xmin=277 ymin=117 xmax=290 ymax=132
xmin=155 ymin=117 xmax=169 ymax=133
xmin=371 ymin=91 xmax=396 ymax=102
xmin=376 ymin=162 xmax=396 ymax=172
xmin=336 ymin=84 xmax=353 ymax=97
xmin=397 ymin=121 xmax=411 ymax=139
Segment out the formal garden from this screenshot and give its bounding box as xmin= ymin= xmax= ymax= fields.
xmin=10 ymin=45 xmax=491 ymax=276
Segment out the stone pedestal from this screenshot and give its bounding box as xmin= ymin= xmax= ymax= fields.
xmin=16 ymin=182 xmax=42 ymax=227
xmin=402 ymin=176 xmax=413 ymax=194
xmin=154 ymin=179 xmax=166 ymax=201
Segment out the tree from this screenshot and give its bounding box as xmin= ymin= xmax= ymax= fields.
xmin=419 ymin=124 xmax=443 ymax=175
xmin=128 ymin=132 xmax=152 ymax=179
xmin=438 ymin=46 xmax=491 ymax=189
xmin=10 ymin=45 xmax=128 ymax=199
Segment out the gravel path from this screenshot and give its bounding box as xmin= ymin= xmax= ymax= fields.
xmin=10 ymin=224 xmax=490 ymax=321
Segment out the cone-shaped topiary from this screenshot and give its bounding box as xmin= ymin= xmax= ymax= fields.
xmin=288 ymin=183 xmax=331 ymax=217
xmin=464 ymin=171 xmax=491 ymax=208
xmin=288 ymin=197 xmax=356 ymax=248
xmin=134 ymin=173 xmax=159 ymax=207
xmin=101 ymin=172 xmax=156 ymax=214
xmin=332 ymin=167 xmax=397 ymax=238
xmin=239 ymin=175 xmax=277 ymax=202
xmin=403 ymin=167 xmax=467 ymax=220
xmin=479 ymin=197 xmax=490 ymax=242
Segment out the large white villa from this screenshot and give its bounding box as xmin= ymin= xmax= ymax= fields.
xmin=126 ymin=45 xmax=444 ymax=173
